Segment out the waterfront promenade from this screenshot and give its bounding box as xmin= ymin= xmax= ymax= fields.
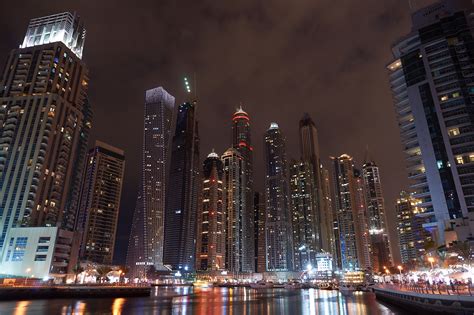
xmin=373 ymin=283 xmax=474 ymax=314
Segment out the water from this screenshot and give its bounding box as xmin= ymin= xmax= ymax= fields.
xmin=0 ymin=286 xmax=402 ymax=314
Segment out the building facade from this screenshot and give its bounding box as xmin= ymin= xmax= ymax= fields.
xmin=396 ymin=191 xmax=432 ymax=264
xmin=264 ymin=123 xmax=294 ymax=271
xmin=388 ymin=0 xmax=474 ymax=245
xmin=289 ymin=159 xmax=318 ymax=271
xmin=0 ymin=12 xmax=91 ymax=279
xmin=231 ymin=107 xmax=254 ymax=272
xmin=77 ymin=141 xmax=125 ymax=265
xmin=362 ymin=161 xmax=392 ymax=272
xmin=195 ymin=152 xmax=226 ymax=272
xmin=331 ymin=155 xmax=370 ymax=270
xmin=222 ymin=148 xmax=251 ymax=273
xmin=163 ymin=101 xmax=200 ymax=271
xmin=254 ymin=191 xmax=266 ymax=273
xmin=127 ymin=87 xmax=175 ymax=276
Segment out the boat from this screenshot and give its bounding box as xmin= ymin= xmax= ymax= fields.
xmin=318 ymin=282 xmax=334 ymax=290
xmin=250 ymin=280 xmax=274 ymax=289
xmin=339 ymin=284 xmax=355 ymax=296
xmin=284 ymin=281 xmax=303 ymax=289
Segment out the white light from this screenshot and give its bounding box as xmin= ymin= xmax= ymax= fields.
xmin=175 ymin=271 xmax=182 ymax=277
xmin=306 ymin=264 xmax=313 ymax=271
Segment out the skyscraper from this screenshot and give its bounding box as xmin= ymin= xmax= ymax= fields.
xmin=222 ymin=148 xmax=252 ymax=272
xmin=163 ymin=100 xmax=200 ymax=271
xmin=77 ymin=141 xmax=125 ymax=265
xmin=196 ymin=151 xmax=226 ymax=272
xmin=354 ymin=169 xmax=372 ymax=270
xmin=331 ymin=155 xmax=370 ymax=270
xmin=289 ymin=159 xmax=317 ymax=271
xmin=127 ymin=87 xmax=175 ymax=276
xmin=298 ymin=114 xmax=324 ymax=252
xmin=264 ymin=123 xmax=293 ymax=271
xmin=232 ymin=107 xmax=254 ymax=272
xmin=254 ymin=191 xmax=266 ymax=273
xmin=387 ymin=0 xmax=474 ymax=245
xmin=362 ymin=161 xmax=391 ymax=272
xmin=321 ymin=167 xmax=337 ymax=265
xmin=0 ymin=12 xmax=91 ymax=279
xmin=396 ymin=191 xmax=432 ymax=264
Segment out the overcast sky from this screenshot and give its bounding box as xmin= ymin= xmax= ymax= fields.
xmin=0 ymin=0 xmax=436 ymax=264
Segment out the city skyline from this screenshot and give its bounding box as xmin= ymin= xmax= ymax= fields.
xmin=0 ymin=1 xmax=436 ymax=265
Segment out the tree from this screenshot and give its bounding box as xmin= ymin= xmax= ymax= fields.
xmin=72 ymin=263 xmax=84 ymax=284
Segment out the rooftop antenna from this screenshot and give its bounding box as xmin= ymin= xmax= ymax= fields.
xmin=363 ymin=144 xmax=371 ymax=164
xmin=184 ymin=77 xmax=191 ymax=94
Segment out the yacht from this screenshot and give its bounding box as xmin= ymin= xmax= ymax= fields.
xmin=250 ymin=280 xmax=274 ymax=289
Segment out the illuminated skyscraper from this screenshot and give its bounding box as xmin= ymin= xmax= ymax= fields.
xmin=289 ymin=159 xmax=317 ymax=271
xmin=321 ymin=167 xmax=337 ymax=265
xmin=232 ymin=107 xmax=254 ymax=272
xmin=331 ymin=155 xmax=370 ymax=270
xmin=254 ymin=191 xmax=266 ymax=273
xmin=196 ymin=151 xmax=226 ymax=272
xmin=264 ymin=123 xmax=293 ymax=271
xmin=396 ymin=191 xmax=432 ymax=264
xmin=77 ymin=141 xmax=125 ymax=265
xmin=0 ymin=12 xmax=91 ymax=279
xmin=387 ymin=0 xmax=474 ymax=245
xmin=298 ymin=114 xmax=324 ymax=252
xmin=163 ymin=98 xmax=200 ymax=271
xmin=222 ymin=148 xmax=252 ymax=272
xmin=127 ymin=87 xmax=175 ymax=276
xmin=362 ymin=161 xmax=391 ymax=272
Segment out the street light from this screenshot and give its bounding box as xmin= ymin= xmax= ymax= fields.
xmin=428 ymin=257 xmax=435 ymax=269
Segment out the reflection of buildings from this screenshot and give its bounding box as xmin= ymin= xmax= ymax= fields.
xmin=196 ymin=152 xmax=226 ymax=272
xmin=264 ymin=123 xmax=294 ymax=271
xmin=0 ymin=12 xmax=91 ymax=280
xmin=387 ymin=0 xmax=474 ymax=245
xmin=127 ymin=87 xmax=175 ymax=277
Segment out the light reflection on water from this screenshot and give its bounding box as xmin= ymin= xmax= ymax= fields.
xmin=1 ymin=286 xmax=401 ymax=314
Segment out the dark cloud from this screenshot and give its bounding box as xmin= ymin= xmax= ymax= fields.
xmin=0 ymin=0 xmax=437 ymax=264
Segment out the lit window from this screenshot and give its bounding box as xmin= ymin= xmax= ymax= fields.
xmin=448 ymin=128 xmax=460 ymax=137
xmin=452 ymin=92 xmax=460 ymax=98
xmin=456 ymin=156 xmax=464 ymax=164
xmin=440 ymin=95 xmax=449 ymax=101
xmin=469 ymin=154 xmax=474 ymax=162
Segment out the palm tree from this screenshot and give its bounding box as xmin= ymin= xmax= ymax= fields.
xmin=72 ymin=263 xmax=84 ymax=284
xmin=96 ymin=266 xmax=112 ymax=283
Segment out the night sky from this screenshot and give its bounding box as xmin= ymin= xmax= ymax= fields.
xmin=0 ymin=0 xmax=436 ymax=265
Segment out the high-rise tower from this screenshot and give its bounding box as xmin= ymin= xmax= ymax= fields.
xmin=77 ymin=141 xmax=125 ymax=265
xmin=222 ymin=148 xmax=252 ymax=272
xmin=362 ymin=161 xmax=391 ymax=272
xmin=0 ymin=12 xmax=91 ymax=279
xmin=195 ymin=151 xmax=225 ymax=272
xmin=163 ymin=91 xmax=200 ymax=271
xmin=289 ymin=159 xmax=317 ymax=271
xmin=127 ymin=87 xmax=175 ymax=276
xmin=387 ymin=0 xmax=474 ymax=244
xmin=231 ymin=106 xmax=255 ymax=272
xmin=264 ymin=123 xmax=294 ymax=271
xmin=331 ymin=155 xmax=370 ymax=270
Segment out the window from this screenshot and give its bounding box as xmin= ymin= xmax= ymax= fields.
xmin=456 ymin=156 xmax=464 ymax=165
xmin=12 ymin=237 xmax=28 ymax=262
xmin=437 ymin=160 xmax=443 ymax=169
xmin=469 ymin=154 xmax=474 ymax=162
xmin=34 ymin=255 xmax=47 ymax=262
xmin=38 ymin=237 xmax=50 ymax=244
xmin=440 ymin=95 xmax=449 ymax=101
xmin=36 ymin=245 xmax=49 ymax=253
xmin=448 ymin=128 xmax=460 ymax=137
